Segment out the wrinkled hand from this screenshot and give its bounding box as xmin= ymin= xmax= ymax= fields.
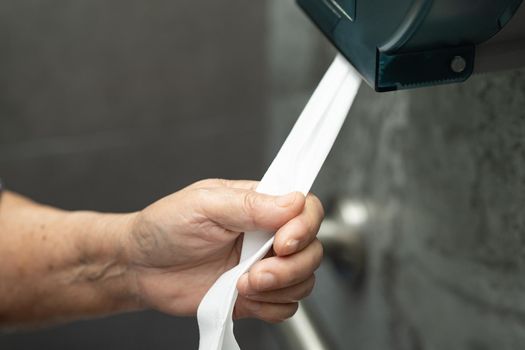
xmin=124 ymin=179 xmax=324 ymax=323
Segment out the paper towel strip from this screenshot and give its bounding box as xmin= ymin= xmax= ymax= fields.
xmin=197 ymin=54 xmax=361 ymax=350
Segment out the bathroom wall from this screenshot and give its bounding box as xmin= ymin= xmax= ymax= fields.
xmin=268 ymin=1 xmax=525 ymax=349
xmin=0 ymin=0 xmax=281 ymax=349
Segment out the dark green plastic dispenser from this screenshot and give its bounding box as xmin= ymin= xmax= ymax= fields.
xmin=297 ymin=0 xmax=525 ymax=91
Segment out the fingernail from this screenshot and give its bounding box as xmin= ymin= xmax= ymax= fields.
xmin=284 ymin=239 xmax=300 ymax=254
xmin=257 ymin=272 xmax=276 ymax=290
xmin=276 ymin=192 xmax=297 ymax=207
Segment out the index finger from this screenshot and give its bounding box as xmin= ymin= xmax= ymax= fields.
xmin=273 ymin=193 xmax=324 ymax=257
xmin=188 ymin=179 xmax=259 ymax=191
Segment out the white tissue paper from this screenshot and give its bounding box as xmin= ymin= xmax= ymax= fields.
xmin=197 ymin=54 xmax=361 ymax=350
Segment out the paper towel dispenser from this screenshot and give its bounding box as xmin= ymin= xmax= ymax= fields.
xmin=297 ymin=0 xmax=525 ymax=91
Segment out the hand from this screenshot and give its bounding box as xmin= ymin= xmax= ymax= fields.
xmin=124 ymin=179 xmax=324 ymax=323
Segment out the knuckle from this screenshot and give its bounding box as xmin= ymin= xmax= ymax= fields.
xmin=243 ymin=191 xmax=256 ymax=211
xmin=237 ymin=282 xmax=249 ymax=297
xmin=189 ymin=179 xmax=208 ymax=188
xmin=243 ymin=191 xmax=260 ymax=225
xmin=248 ymin=264 xmax=267 ymax=285
xmin=193 ymin=187 xmax=211 ymax=202
xmin=216 ymin=178 xmax=234 ymax=188
xmin=295 ymin=216 xmax=310 ymax=235
xmin=286 ymin=263 xmax=302 ymax=285
xmin=247 ymin=270 xmax=258 ymax=288
xmin=191 ymin=178 xmax=220 ymax=189
xmin=192 ymin=188 xmax=217 ymax=218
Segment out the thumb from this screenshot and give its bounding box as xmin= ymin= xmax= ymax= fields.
xmin=199 ymin=188 xmax=305 ymax=233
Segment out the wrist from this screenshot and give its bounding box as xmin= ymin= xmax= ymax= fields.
xmin=67 ymin=210 xmax=143 ymax=313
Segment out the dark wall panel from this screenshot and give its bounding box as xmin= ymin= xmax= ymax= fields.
xmin=0 ymin=0 xmax=279 ymax=349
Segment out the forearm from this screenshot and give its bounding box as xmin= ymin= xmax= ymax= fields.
xmin=0 ymin=191 xmax=140 ymax=328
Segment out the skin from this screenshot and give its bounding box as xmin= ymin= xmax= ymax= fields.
xmin=0 ymin=179 xmax=324 ymax=328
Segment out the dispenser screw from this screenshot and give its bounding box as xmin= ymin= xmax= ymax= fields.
xmin=451 ymin=56 xmax=467 ymax=73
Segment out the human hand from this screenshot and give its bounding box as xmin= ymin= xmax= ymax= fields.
xmin=124 ymin=179 xmax=324 ymax=323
